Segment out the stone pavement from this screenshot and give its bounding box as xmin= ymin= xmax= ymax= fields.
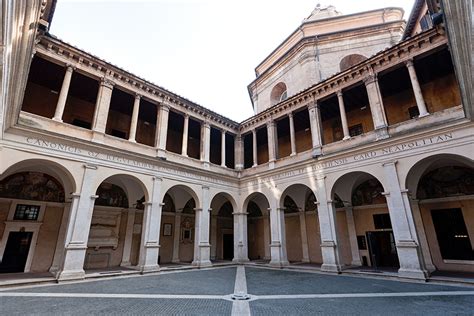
xmin=1 ymin=266 xmax=473 ymax=315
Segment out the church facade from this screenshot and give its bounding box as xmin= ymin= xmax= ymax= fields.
xmin=0 ymin=0 xmax=473 ymax=282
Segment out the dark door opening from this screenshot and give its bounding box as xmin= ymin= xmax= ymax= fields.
xmin=431 ymin=208 xmax=474 ymax=260
xmin=223 ymin=234 xmax=234 ymax=260
xmin=366 ymin=231 xmax=399 ymax=269
xmin=0 ymin=232 xmax=33 ymax=273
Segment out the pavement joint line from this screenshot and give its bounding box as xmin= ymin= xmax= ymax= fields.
xmin=1 ymin=291 xmax=474 ymax=301
xmin=231 ymin=266 xmax=251 ymax=315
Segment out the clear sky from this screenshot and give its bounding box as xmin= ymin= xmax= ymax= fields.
xmin=50 ymin=0 xmax=414 ymax=122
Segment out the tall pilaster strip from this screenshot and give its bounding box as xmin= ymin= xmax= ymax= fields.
xmin=308 ymin=101 xmax=322 ymax=157
xmin=92 ymin=78 xmax=114 ymax=134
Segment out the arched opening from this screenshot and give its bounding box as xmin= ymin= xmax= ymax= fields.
xmin=339 ymin=54 xmax=367 ymax=71
xmin=210 ymin=193 xmax=235 ymax=262
xmin=159 ymin=185 xmax=198 ymax=265
xmin=332 ymin=172 xmax=398 ymax=270
xmin=280 ymin=184 xmax=321 ymax=264
xmin=245 ymin=193 xmax=271 ymax=262
xmin=406 ymin=154 xmax=474 ymax=273
xmin=84 ymin=175 xmax=146 ymax=271
xmin=0 ymin=160 xmax=74 ymax=274
xmin=270 ymin=82 xmax=288 ymax=105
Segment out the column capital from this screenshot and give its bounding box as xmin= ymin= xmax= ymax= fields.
xmin=221 ymin=129 xmax=226 ymax=135
xmin=308 ymin=101 xmax=318 ymax=111
xmin=160 ymin=103 xmax=170 ymax=112
xmin=405 ymin=58 xmax=415 ymax=68
xmin=363 ymin=73 xmax=378 ymax=85
xmin=382 ymin=160 xmax=398 ymax=167
xmin=336 ymin=90 xmax=343 ymax=97
xmin=288 ymin=112 xmax=294 ymax=118
xmin=134 ymin=93 xmax=142 ymax=100
xmin=152 ymin=176 xmax=163 ymax=182
xmin=83 ymin=164 xmax=98 ymax=170
xmin=203 ymin=121 xmax=211 ymax=129
xmin=65 ymin=64 xmax=76 ymax=72
xmin=100 ymin=77 xmax=115 ymax=89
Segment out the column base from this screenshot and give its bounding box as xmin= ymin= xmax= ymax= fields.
xmin=398 ymin=268 xmax=428 ymax=280
xmin=374 ymin=126 xmax=389 ymax=140
xmin=311 ymin=146 xmax=322 ymax=158
xmin=269 ymin=260 xmax=290 ymax=267
xmin=52 ymin=117 xmax=63 ymax=122
xmin=418 ymin=112 xmax=430 ymax=118
xmin=232 ymin=258 xmax=250 ymax=263
xmin=351 ymin=260 xmax=362 ymax=266
xmin=268 ymin=161 xmax=275 ymax=169
xmin=171 ymin=258 xmax=180 ymax=263
xmin=192 ymin=260 xmax=213 ymax=267
xmin=343 ymin=136 xmax=351 ymax=141
xmin=140 ymin=264 xmax=160 ymax=274
xmin=57 ymin=269 xmax=85 ymax=282
xmin=91 ymin=131 xmax=106 ymax=143
xmin=302 ymin=258 xmax=310 ymax=263
xmin=120 ymin=262 xmax=131 ymax=267
xmin=156 ymin=148 xmax=167 ymax=159
xmin=321 ymin=263 xmax=342 ymax=273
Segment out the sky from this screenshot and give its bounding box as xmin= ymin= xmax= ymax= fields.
xmin=50 ymin=0 xmax=415 ymax=122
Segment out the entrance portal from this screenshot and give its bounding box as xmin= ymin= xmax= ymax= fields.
xmin=0 ymin=232 xmax=33 ymax=273
xmin=366 ymin=231 xmax=399 ymax=269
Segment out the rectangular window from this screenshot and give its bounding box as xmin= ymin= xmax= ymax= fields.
xmin=408 ymin=106 xmax=420 ymax=119
xmin=349 ymin=123 xmax=363 ymax=137
xmin=357 ymin=235 xmax=367 ymax=250
xmin=14 ymin=204 xmax=40 ymax=221
xmin=373 ymin=213 xmax=392 ymax=230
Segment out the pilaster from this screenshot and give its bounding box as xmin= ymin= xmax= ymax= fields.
xmin=363 ymin=73 xmax=389 ymax=140
xmin=156 ymin=103 xmax=170 ymax=158
xmin=92 ymin=78 xmax=114 ymax=136
xmin=269 ymin=207 xmax=289 ymax=267
xmin=233 ymin=211 xmax=249 ymax=263
xmin=308 ymin=101 xmax=322 ymax=157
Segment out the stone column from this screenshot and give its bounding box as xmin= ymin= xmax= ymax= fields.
xmin=57 ymin=165 xmax=98 ymax=281
xmin=210 ymin=214 xmax=218 ymax=260
xmin=288 ymin=113 xmax=297 ymax=156
xmin=315 ymin=175 xmax=342 ymax=273
xmin=406 ymin=59 xmax=429 ymax=117
xmin=345 ymin=206 xmax=362 ymax=266
xmin=308 ymin=102 xmax=323 ymax=157
xmin=138 ymin=177 xmax=163 ymax=273
xmin=269 ymin=207 xmax=289 ymax=266
xmin=364 ymin=73 xmax=389 ymax=140
xmin=409 ymin=199 xmax=436 ymax=273
xmin=382 ymin=161 xmax=428 ymax=279
xmin=298 ymin=210 xmax=310 ymax=262
xmin=120 ymin=209 xmax=136 ymax=266
xmin=181 ymin=114 xmax=189 ymax=157
xmin=201 ymin=121 xmax=211 ymax=165
xmin=336 ymin=91 xmax=351 ymax=140
xmin=267 ymin=120 xmax=277 ymax=168
xmin=52 ymin=65 xmax=74 ymax=122
xmin=221 ymin=130 xmax=226 ymax=167
xmin=171 ymin=210 xmax=182 ymax=263
xmin=233 ymin=211 xmax=249 ymax=263
xmin=252 ymin=129 xmax=258 ymax=167
xmin=49 ymin=201 xmax=72 ymax=276
xmin=235 ymin=134 xmax=244 ymax=170
xmin=156 ymin=103 xmax=170 ymax=158
xmin=192 ymin=186 xmax=212 ymax=267
xmin=128 ymin=94 xmax=141 ymax=142
xmin=92 ymin=78 xmax=114 ymax=134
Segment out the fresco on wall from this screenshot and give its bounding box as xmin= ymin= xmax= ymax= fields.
xmin=0 ymin=172 xmax=65 ymax=202
xmin=352 ymin=179 xmax=385 ymax=206
xmin=417 ymin=166 xmax=474 ymax=199
xmin=95 ymin=183 xmax=128 ymax=208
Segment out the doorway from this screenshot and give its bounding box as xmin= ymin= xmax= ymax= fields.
xmin=223 ymin=234 xmax=233 ymax=260
xmin=366 ymin=231 xmax=399 ymax=269
xmin=431 ymin=208 xmax=474 ymax=261
xmin=0 ymin=232 xmax=33 ymax=273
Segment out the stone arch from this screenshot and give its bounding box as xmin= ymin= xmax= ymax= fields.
xmin=330 ymin=171 xmax=397 ymax=268
xmin=93 ymin=173 xmax=150 ymax=208
xmin=0 ymin=158 xmax=77 ymax=198
xmin=404 ymin=154 xmax=474 ymax=272
xmin=161 ymin=183 xmax=201 ymax=210
xmin=270 ymin=82 xmax=288 ymax=105
xmin=210 ymin=192 xmax=236 ymax=261
xmin=405 ymin=154 xmax=474 ymax=199
xmin=243 ymin=191 xmax=271 ymax=261
xmin=339 ymin=54 xmax=367 ymax=71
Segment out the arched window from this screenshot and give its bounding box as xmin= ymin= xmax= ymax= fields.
xmin=339 ymin=54 xmax=367 ymax=71
xmin=270 ymin=82 xmax=288 ymax=105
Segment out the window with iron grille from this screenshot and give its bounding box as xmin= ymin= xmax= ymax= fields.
xmin=349 ymin=123 xmax=363 ymax=137
xmin=14 ymin=204 xmax=40 ymax=221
